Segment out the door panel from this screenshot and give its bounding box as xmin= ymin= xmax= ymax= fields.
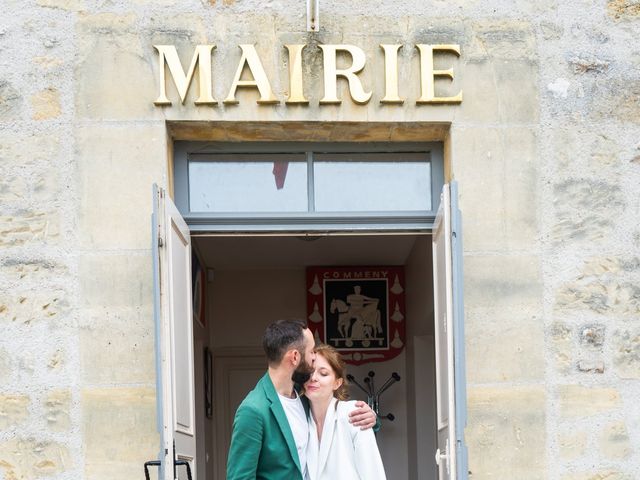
xmin=153 ymin=185 xmax=198 ymax=480
xmin=169 ymin=215 xmax=195 ymax=438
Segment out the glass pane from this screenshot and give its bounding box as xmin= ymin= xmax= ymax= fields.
xmin=314 ymin=153 xmax=431 ymax=212
xmin=188 ymin=155 xmax=307 ymax=213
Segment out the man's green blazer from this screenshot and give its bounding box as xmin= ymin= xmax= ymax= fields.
xmin=226 ymin=372 xmax=306 ymax=480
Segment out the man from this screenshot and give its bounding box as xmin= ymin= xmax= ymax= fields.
xmin=227 ymin=319 xmax=377 ymax=480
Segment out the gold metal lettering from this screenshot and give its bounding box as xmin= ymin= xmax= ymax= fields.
xmin=416 ymin=44 xmax=463 ymax=104
xmin=285 ymin=44 xmax=308 ymax=104
xmin=224 ymin=44 xmax=279 ymax=104
xmin=380 ymin=44 xmax=403 ymax=104
xmin=319 ymin=45 xmax=372 ymax=105
xmin=153 ymin=44 xmax=217 ymax=105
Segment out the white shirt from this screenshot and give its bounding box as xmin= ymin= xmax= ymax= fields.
xmin=278 ymin=391 xmax=309 ymax=479
xmin=306 ymin=398 xmax=386 ymax=480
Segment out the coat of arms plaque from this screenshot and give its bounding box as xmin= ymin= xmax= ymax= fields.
xmin=306 ymin=266 xmax=406 ymax=365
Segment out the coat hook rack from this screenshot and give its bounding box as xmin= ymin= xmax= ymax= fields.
xmin=347 ymin=370 xmax=401 ymax=421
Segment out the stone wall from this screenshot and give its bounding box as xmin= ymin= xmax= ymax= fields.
xmin=0 ymin=0 xmax=638 ymax=479
xmin=538 ymin=2 xmax=640 ymax=478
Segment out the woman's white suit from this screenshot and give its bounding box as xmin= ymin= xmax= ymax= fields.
xmin=306 ymin=398 xmax=387 ymax=480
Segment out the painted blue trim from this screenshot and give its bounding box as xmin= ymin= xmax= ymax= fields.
xmin=430 ymin=144 xmax=445 ymax=213
xmin=450 ymin=181 xmax=468 ymax=480
xmin=174 ymin=143 xmax=189 ymax=214
xmin=174 ymin=141 xmax=444 ymax=232
xmin=307 ymin=151 xmax=315 ymax=213
xmin=151 ymin=184 xmax=166 ymax=479
xmin=187 ymin=222 xmax=434 ymax=232
xmin=184 ymin=211 xmax=435 ymax=232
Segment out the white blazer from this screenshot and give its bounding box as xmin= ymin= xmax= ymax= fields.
xmin=306 ymin=398 xmax=387 ymax=480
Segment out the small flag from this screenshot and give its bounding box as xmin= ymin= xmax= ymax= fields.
xmin=272 ymin=161 xmax=289 ymax=190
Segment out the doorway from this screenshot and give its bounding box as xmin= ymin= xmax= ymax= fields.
xmin=151 ymin=136 xmax=467 ymax=480
xmin=190 ymin=233 xmax=438 ymax=480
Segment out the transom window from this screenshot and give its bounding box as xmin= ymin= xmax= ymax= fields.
xmin=174 ymin=142 xmax=444 ymax=232
xmin=189 ymin=154 xmax=309 ymax=213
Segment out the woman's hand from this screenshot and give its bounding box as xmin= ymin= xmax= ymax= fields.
xmin=348 ymin=401 xmax=377 ymax=430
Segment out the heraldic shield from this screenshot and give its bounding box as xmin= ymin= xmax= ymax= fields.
xmin=306 ymin=266 xmax=406 ymax=366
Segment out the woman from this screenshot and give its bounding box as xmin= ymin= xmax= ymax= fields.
xmin=304 ymin=344 xmax=387 ymax=480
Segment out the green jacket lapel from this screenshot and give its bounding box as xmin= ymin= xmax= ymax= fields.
xmin=261 ymin=374 xmax=303 ymax=476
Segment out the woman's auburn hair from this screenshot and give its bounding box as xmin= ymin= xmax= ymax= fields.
xmin=314 ymin=343 xmax=350 ymax=401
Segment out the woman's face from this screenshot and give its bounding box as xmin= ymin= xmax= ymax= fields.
xmin=304 ymin=353 xmax=343 ymax=402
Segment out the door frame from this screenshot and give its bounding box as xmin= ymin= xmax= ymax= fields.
xmin=153 ymin=133 xmax=468 ymax=479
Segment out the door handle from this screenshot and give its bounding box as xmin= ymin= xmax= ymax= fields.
xmin=435 ymin=440 xmax=450 ymax=474
xmin=435 ymin=448 xmax=448 ymax=465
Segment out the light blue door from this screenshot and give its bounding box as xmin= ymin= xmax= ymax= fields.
xmin=432 ymin=181 xmax=468 ymax=480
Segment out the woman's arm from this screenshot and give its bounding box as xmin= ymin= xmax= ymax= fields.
xmin=353 ymin=428 xmax=387 ymax=480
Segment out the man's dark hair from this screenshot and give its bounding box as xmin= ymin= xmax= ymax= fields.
xmin=262 ymin=319 xmax=308 ymax=364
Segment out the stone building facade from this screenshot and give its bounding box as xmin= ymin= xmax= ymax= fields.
xmin=1 ymin=0 xmax=639 ymax=479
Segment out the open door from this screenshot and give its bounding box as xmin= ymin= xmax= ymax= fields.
xmin=151 ymin=185 xmax=198 ymax=480
xmin=432 ymin=182 xmax=468 ymax=480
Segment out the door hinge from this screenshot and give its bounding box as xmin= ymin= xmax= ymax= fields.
xmin=158 ymin=236 xmax=164 ymax=248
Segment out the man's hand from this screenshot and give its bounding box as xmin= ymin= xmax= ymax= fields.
xmin=348 ymin=401 xmax=377 ymax=430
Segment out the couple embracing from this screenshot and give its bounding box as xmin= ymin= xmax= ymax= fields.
xmin=226 ymin=319 xmax=387 ymax=480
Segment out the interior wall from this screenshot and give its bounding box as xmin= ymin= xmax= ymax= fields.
xmin=209 ymin=268 xmax=307 ymax=349
xmin=206 ymin=265 xmax=417 ymax=478
xmin=404 ymin=236 xmax=438 ymax=480
xmin=348 ymin=354 xmax=409 ymax=479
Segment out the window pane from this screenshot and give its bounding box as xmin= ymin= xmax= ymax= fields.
xmin=313 ymin=153 xmax=431 ymax=212
xmin=188 ymin=154 xmax=307 ymax=213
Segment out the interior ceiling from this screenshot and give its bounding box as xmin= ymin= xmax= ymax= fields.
xmin=194 ymin=234 xmax=427 ymax=270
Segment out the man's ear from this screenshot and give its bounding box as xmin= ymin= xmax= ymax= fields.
xmin=287 ymin=349 xmax=299 ymax=366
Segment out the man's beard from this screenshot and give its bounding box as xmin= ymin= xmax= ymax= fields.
xmin=291 ymin=356 xmax=314 ymax=386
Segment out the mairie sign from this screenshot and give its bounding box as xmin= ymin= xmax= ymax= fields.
xmin=153 ymin=43 xmax=463 ymax=107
